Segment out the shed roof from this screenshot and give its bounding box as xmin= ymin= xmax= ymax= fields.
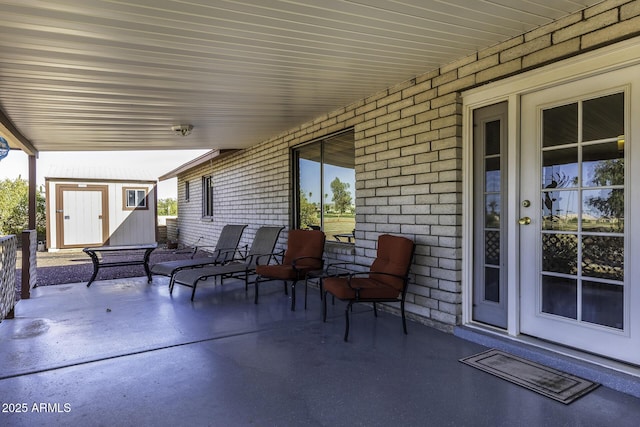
xmin=45 ymin=166 xmax=156 ymax=183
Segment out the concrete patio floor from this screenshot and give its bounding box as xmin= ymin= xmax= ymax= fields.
xmin=1 ymin=275 xmax=639 ymax=426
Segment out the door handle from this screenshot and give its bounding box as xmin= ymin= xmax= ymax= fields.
xmin=518 ymin=216 xmax=531 ymax=225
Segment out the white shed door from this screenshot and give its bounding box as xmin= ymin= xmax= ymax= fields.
xmin=59 ymin=187 xmax=108 ymax=247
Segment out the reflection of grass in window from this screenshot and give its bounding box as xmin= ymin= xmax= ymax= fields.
xmin=582 ymin=221 xmax=620 ymax=233
xmin=324 ymin=214 xmax=355 ymax=240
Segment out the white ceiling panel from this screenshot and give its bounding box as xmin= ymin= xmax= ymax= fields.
xmin=0 ymin=0 xmax=603 ymax=153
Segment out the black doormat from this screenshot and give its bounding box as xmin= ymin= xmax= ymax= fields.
xmin=460 ymin=349 xmax=599 ymax=404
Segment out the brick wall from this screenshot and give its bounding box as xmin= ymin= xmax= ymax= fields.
xmin=176 ymin=0 xmax=640 ymax=331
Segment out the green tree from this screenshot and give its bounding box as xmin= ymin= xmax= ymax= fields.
xmin=157 ymin=198 xmax=177 ymax=216
xmin=585 ymin=159 xmax=624 ymax=230
xmin=0 ymin=177 xmax=46 ymax=240
xmin=330 ymin=177 xmax=352 ymax=215
xmin=299 ymin=190 xmax=318 ymax=228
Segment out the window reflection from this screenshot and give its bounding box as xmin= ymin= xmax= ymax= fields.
xmin=542 ymin=275 xmax=577 ymax=319
xmin=582 ymin=281 xmax=623 ymax=329
xmin=583 ymin=93 xmax=624 ymax=141
xmin=543 ymin=103 xmax=577 ymax=147
xmin=542 ymin=190 xmax=578 ymax=231
xmin=582 ymin=235 xmax=624 ymax=281
xmin=294 ymin=130 xmax=355 ymax=242
xmin=542 ymin=147 xmax=578 ymax=189
xmin=542 ymin=233 xmax=577 ymax=275
xmin=298 ymin=143 xmax=321 ymax=230
xmin=583 ymin=189 xmax=624 ymax=232
xmin=485 ymin=120 xmax=501 ymax=155
xmin=485 ymin=194 xmax=500 ymax=228
xmin=583 ymin=142 xmax=624 ymax=187
xmin=484 ymin=231 xmax=500 ymax=265
xmin=484 ymin=267 xmax=500 ymax=302
xmin=485 ymin=157 xmax=500 ymax=192
xmin=539 ymin=91 xmax=625 ymax=330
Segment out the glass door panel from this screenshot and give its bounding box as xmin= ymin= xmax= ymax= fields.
xmin=539 ymin=93 xmax=625 ymax=328
xmin=472 ymin=102 xmax=508 ymax=328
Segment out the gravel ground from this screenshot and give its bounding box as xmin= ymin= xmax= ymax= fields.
xmin=14 ymin=246 xmax=211 ymax=300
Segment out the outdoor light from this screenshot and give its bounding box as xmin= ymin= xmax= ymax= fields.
xmin=0 ymin=136 xmax=9 ymax=161
xmin=171 ymin=124 xmax=193 ymax=136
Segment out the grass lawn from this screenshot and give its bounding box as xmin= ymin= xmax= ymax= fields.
xmin=324 ymin=214 xmax=355 ymax=241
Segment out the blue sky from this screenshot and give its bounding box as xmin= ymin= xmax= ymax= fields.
xmin=299 ymin=159 xmax=355 ymax=204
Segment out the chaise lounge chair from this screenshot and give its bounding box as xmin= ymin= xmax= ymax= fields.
xmin=254 ymin=229 xmax=325 ymax=311
xmin=170 ymin=226 xmax=284 ymax=301
xmin=150 ymin=224 xmax=247 ymax=289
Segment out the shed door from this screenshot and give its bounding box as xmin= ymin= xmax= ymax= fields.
xmin=56 ymin=185 xmax=109 ymax=248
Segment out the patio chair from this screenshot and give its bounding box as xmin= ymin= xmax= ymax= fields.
xmin=150 ymin=224 xmax=247 ymax=289
xmin=254 ymin=229 xmax=325 ymax=311
xmin=322 ymin=234 xmax=415 ymax=341
xmin=170 ymin=226 xmax=284 ymax=301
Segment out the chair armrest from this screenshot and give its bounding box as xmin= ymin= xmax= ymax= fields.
xmin=192 ymin=245 xmax=221 ymax=255
xmin=345 ymin=271 xmax=406 ymax=290
xmin=194 ymin=246 xmax=239 ymax=262
xmin=217 ymin=246 xmax=250 ymax=261
xmin=186 ymin=236 xmax=205 ymax=258
xmin=291 ymin=256 xmax=324 ymax=272
xmin=254 ymin=249 xmax=285 ymax=266
xmin=228 ymin=244 xmax=250 ymax=260
xmin=325 ymin=262 xmax=360 ymax=276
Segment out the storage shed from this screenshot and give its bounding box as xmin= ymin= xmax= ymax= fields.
xmin=45 ymin=168 xmax=157 ymax=250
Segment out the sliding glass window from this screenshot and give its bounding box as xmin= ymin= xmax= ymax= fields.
xmin=293 ymin=130 xmax=355 ymax=243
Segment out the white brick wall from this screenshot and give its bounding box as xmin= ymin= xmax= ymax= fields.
xmin=176 ymin=0 xmax=640 ymax=331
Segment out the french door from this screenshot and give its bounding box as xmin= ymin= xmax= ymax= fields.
xmin=519 ymin=68 xmax=640 ymax=364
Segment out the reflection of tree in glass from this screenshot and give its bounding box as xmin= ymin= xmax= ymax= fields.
xmin=486 ymin=199 xmax=499 ymax=228
xmin=299 ymin=190 xmax=318 ymax=228
xmin=584 ymin=159 xmax=624 ymax=231
xmin=330 ymin=177 xmax=352 ymax=215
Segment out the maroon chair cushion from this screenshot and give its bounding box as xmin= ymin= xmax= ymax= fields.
xmin=324 ymin=234 xmax=414 ymax=301
xmin=370 ymin=234 xmax=414 ymax=291
xmin=283 ymin=229 xmax=325 ymax=269
xmin=255 ymin=229 xmax=325 ymax=279
xmin=255 ymin=264 xmax=299 ymax=280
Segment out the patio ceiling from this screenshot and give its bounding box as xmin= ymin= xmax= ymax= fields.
xmin=0 ymin=0 xmax=602 ymax=155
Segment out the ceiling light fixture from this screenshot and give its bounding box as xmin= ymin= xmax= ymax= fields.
xmin=171 ymin=124 xmax=193 ymax=136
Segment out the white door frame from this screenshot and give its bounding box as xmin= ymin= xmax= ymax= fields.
xmin=462 ymin=38 xmax=640 ymax=345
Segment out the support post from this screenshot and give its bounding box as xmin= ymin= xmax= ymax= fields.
xmin=28 ymin=155 xmax=36 ymax=230
xmin=21 ymin=230 xmax=37 ymax=300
